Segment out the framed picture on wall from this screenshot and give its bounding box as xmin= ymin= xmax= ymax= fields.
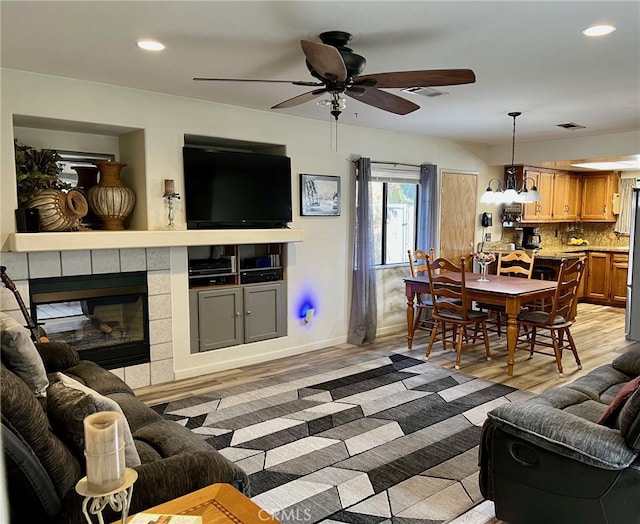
xmin=300 ymin=174 xmax=341 ymax=216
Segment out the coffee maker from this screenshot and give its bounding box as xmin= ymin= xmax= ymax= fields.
xmin=523 ymin=226 xmax=542 ymax=249
xmin=514 ymin=227 xmax=524 ymax=249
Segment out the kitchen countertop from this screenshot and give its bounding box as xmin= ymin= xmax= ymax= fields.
xmin=531 ymin=245 xmax=629 ymax=260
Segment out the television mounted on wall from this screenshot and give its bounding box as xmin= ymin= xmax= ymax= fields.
xmin=183 ymin=147 xmax=292 ymax=229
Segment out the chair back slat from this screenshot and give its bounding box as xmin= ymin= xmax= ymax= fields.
xmin=427 ymin=256 xmax=472 ymax=320
xmin=497 ymin=250 xmax=535 ymax=279
xmin=546 ymin=258 xmax=585 ymax=323
xmin=408 ymin=248 xmax=435 ymax=277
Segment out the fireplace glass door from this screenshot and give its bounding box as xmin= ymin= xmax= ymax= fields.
xmin=30 ymin=271 xmax=150 ymax=369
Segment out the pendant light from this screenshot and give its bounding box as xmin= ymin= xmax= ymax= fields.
xmin=481 ymin=112 xmax=543 ymax=204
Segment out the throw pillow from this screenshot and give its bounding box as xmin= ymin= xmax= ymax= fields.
xmin=0 ymin=312 xmax=48 ymax=397
xmin=597 ymin=375 xmax=640 ymax=427
xmin=47 ymin=373 xmax=141 ymax=466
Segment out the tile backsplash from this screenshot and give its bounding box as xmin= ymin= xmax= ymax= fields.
xmin=504 ymin=222 xmax=630 ymax=249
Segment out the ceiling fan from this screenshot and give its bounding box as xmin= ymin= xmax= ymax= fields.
xmin=194 ymin=31 xmax=476 ymax=120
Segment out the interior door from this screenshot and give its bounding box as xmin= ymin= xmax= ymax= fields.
xmin=439 ymin=171 xmax=477 ymax=268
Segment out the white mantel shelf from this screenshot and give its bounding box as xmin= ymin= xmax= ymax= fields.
xmin=8 ymin=228 xmax=304 ymax=252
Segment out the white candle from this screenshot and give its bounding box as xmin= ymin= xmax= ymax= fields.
xmin=164 ymin=179 xmax=175 ymax=196
xmin=84 ymin=411 xmax=126 ymax=493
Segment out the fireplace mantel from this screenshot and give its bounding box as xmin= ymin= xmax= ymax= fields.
xmin=8 ymin=228 xmax=304 ymax=252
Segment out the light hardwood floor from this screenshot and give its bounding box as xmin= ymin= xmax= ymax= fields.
xmin=136 ymin=302 xmax=636 ymax=403
xmin=135 ymin=302 xmax=638 ymax=524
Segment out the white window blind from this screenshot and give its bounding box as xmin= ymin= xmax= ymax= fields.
xmin=371 ymin=164 xmax=420 ymax=184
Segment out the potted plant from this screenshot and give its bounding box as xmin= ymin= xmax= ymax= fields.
xmin=14 ymin=140 xmax=70 ymax=206
xmin=14 ymin=140 xmax=87 ymax=231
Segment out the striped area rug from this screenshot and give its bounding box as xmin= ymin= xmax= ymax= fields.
xmin=152 ymin=352 xmax=530 ymax=523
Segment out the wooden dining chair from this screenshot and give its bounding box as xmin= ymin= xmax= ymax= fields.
xmin=480 ymin=250 xmax=535 ymax=337
xmin=408 ymin=248 xmax=436 ymax=333
xmin=425 ymin=256 xmax=491 ymax=370
xmin=514 ymin=257 xmax=586 ymax=376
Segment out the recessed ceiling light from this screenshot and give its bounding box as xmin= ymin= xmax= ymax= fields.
xmin=137 ymin=40 xmax=165 ymax=51
xmin=582 ymin=24 xmax=617 ymax=37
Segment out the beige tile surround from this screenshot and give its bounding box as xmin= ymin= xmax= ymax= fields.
xmin=0 ymin=247 xmax=174 ymax=389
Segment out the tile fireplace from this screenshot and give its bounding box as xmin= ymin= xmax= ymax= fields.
xmin=0 ymin=247 xmax=174 ymax=389
xmin=29 ymin=271 xmax=150 ymax=369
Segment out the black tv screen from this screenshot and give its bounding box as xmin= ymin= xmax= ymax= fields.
xmin=183 ymin=147 xmax=292 ymax=229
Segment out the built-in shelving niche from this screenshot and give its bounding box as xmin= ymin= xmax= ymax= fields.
xmin=12 ymin=115 xmax=148 ymax=230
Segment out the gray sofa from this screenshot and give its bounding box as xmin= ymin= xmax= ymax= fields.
xmin=1 ymin=313 xmax=248 ymax=524
xmin=479 ymin=345 xmax=640 ymax=524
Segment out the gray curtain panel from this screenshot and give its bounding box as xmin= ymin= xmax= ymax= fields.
xmin=347 ymin=157 xmax=378 ymax=345
xmin=418 ymin=164 xmax=438 ymax=252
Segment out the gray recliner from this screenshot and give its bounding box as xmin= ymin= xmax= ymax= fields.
xmin=479 ymin=346 xmax=640 ymax=524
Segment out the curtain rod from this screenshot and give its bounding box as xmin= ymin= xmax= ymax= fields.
xmin=353 ymin=159 xmax=424 ymax=168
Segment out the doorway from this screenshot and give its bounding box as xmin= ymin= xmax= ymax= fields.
xmin=439 ymin=170 xmax=478 ymax=267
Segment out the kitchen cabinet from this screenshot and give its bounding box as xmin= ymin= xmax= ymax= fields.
xmin=580 ymin=172 xmax=620 ymax=222
xmin=551 ymin=172 xmax=581 ymax=221
xmin=584 ymin=251 xmax=628 ymax=307
xmin=189 ymin=281 xmax=287 ymax=352
xmin=509 ymin=167 xmax=554 ymax=222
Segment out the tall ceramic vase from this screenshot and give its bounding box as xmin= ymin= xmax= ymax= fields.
xmin=88 ymin=162 xmax=135 ymax=230
xmin=72 ymin=165 xmax=101 ymax=229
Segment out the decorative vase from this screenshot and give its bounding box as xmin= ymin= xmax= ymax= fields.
xmin=72 ymin=165 xmax=101 ymax=230
xmin=72 ymin=165 xmax=99 ymax=192
xmin=478 ymin=261 xmax=490 ymax=282
xmin=88 ymin=162 xmax=135 ymax=230
xmin=25 ymin=189 xmax=88 ymax=231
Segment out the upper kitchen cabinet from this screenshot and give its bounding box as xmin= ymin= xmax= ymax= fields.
xmin=508 ymin=166 xmax=554 ymax=222
xmin=551 ymin=172 xmax=581 ymax=221
xmin=580 ymin=171 xmax=620 ymax=222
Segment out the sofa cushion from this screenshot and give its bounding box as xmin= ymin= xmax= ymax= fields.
xmin=1 ymin=364 xmax=81 ymax=499
xmin=47 ymin=373 xmax=141 ymax=466
xmin=612 ymin=347 xmax=640 ymax=378
xmin=1 ymin=312 xmax=48 ymax=397
xmin=35 ymin=341 xmax=80 ymax=373
xmin=62 ymin=360 xmax=135 ymax=396
xmin=597 ymin=375 xmax=640 ymax=427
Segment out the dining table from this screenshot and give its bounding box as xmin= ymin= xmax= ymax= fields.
xmin=404 ymin=273 xmax=558 ymax=376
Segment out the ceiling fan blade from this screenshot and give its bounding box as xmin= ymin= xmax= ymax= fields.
xmin=345 ymin=87 xmax=419 ymax=115
xmin=271 ymin=89 xmax=327 ymax=109
xmin=193 ymin=77 xmax=323 ymax=87
xmin=300 ymin=40 xmax=347 ymax=82
xmin=354 ymin=69 xmax=476 ymax=88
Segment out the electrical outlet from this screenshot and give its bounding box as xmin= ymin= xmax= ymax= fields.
xmin=485 ymin=233 xmax=492 ymax=242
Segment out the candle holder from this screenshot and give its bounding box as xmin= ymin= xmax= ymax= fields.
xmin=163 ymin=192 xmax=181 ymax=230
xmin=76 ymin=467 xmax=138 ymax=524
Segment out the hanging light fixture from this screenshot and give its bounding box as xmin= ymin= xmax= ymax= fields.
xmin=482 ymin=112 xmax=542 ymax=204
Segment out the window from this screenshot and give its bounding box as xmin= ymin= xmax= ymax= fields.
xmin=371 ymin=166 xmax=420 ymax=265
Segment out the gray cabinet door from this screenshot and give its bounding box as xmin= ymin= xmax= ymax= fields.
xmin=243 ymin=282 xmax=286 ymax=344
xmin=197 ymin=287 xmax=243 ymax=351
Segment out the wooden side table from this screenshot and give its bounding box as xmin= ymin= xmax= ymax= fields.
xmin=116 ymin=483 xmax=280 ymax=524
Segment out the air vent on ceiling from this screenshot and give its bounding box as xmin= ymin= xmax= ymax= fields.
xmin=557 ymin=122 xmax=586 ymax=130
xmin=401 ymin=87 xmax=449 ymax=98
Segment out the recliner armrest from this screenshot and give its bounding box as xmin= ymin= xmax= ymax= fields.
xmin=488 ymin=402 xmax=637 ymax=470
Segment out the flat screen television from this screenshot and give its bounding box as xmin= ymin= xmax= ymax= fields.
xmin=183 ymin=147 xmax=292 ymax=229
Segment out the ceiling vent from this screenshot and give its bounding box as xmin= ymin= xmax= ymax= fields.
xmin=557 ymin=122 xmax=586 ymax=130
xmin=401 ymin=87 xmax=449 ymax=98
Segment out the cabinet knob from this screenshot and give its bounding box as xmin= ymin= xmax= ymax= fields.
xmin=235 ymin=312 xmax=241 ymax=317
xmin=246 ymin=310 xmax=251 ymax=315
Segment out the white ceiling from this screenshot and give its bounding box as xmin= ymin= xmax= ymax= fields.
xmin=1 ymin=0 xmax=639 ymax=151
